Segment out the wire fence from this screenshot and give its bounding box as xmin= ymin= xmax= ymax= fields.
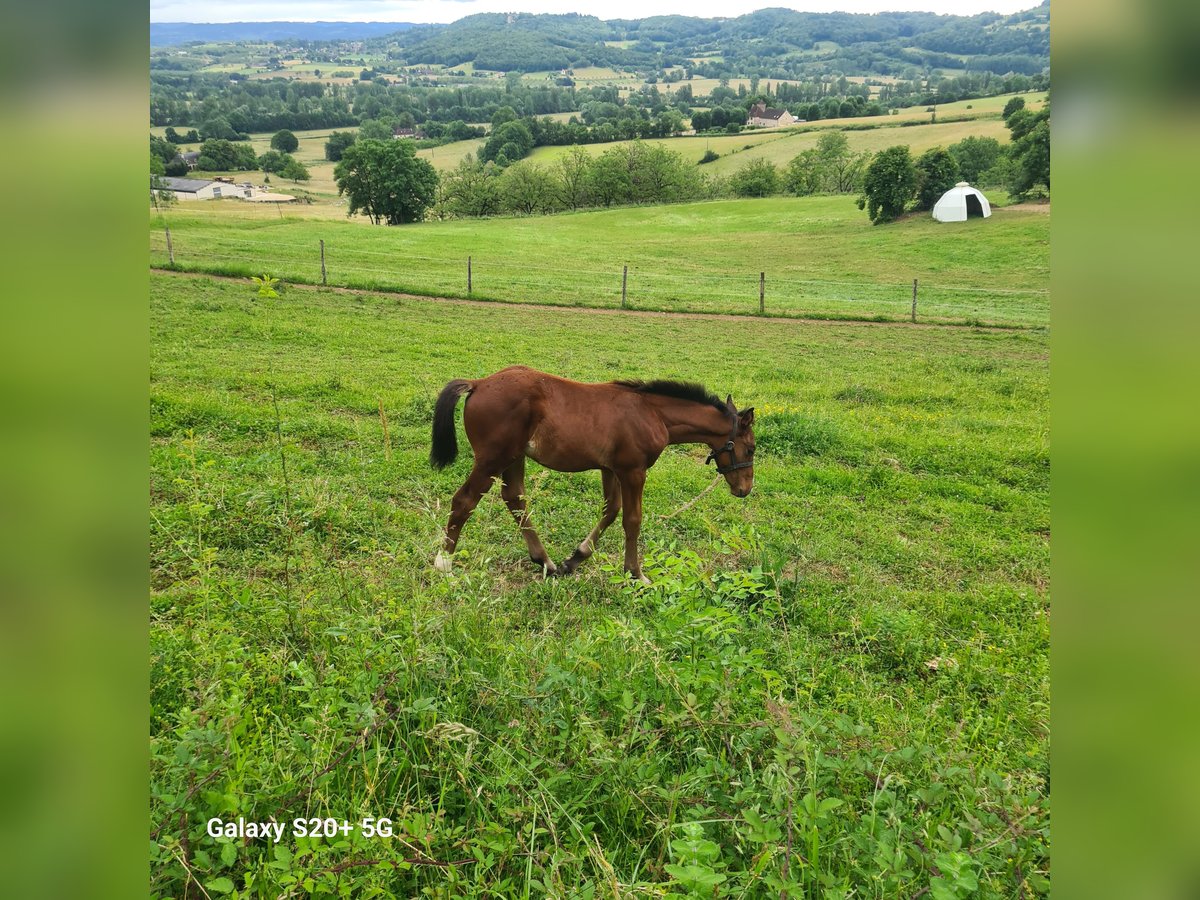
xmin=149 ymin=226 xmax=1049 ymax=328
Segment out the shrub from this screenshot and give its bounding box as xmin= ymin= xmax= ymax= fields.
xmin=729 ymin=158 xmax=780 ymax=197
xmin=914 ymin=147 xmax=960 ymax=211
xmin=857 ymin=145 xmax=917 ymax=224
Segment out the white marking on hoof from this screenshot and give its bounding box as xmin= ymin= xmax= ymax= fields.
xmin=576 ymin=541 xmax=592 ymax=558
xmin=434 ymin=551 xmax=453 ymax=574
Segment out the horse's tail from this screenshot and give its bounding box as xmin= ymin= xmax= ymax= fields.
xmin=430 ymin=379 xmax=474 ymax=469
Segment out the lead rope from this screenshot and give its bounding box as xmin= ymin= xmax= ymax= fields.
xmin=657 ymin=474 xmax=722 ymax=520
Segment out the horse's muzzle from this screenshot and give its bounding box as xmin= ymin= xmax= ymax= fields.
xmin=732 ymin=486 xmax=752 ymax=498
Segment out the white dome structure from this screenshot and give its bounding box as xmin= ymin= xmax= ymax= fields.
xmin=932 ymin=182 xmax=992 ymax=223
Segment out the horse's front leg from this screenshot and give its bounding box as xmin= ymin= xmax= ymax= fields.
xmin=619 ymin=469 xmax=650 ymax=584
xmin=559 ymin=469 xmax=621 ymax=576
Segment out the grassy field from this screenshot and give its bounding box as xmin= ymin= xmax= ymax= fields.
xmin=523 ymin=116 xmax=1015 ymax=174
xmin=700 ymin=118 xmax=1018 ymax=178
xmin=522 ymin=91 xmax=1044 ymax=175
xmin=150 ymin=195 xmax=1048 ymax=327
xmin=150 ymin=271 xmax=1049 ymax=897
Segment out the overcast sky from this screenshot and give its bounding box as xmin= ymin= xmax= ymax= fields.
xmin=151 ymin=0 xmax=1044 ymax=24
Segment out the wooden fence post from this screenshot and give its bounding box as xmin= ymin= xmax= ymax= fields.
xmin=911 ymin=278 xmax=918 ymax=323
xmin=468 ymin=256 xmax=472 ymax=294
xmin=621 ymin=265 xmax=628 ymax=309
xmin=165 ymin=226 xmax=174 ymax=266
xmin=320 ymin=239 xmax=326 ymax=285
xmin=759 ymin=271 xmax=765 ymax=314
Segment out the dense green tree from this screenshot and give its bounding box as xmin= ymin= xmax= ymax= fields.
xmin=729 ymin=159 xmax=781 ymax=198
xmin=914 ymin=147 xmax=960 ymax=211
xmin=257 ymin=150 xmax=293 ymax=174
xmin=166 ymin=127 xmax=200 ymax=144
xmin=1009 ymin=117 xmax=1049 ymax=197
xmin=150 ymin=154 xmax=166 ymax=176
xmin=857 ymin=145 xmax=917 ymax=224
xmin=200 ymin=116 xmax=242 ymax=141
xmin=270 ymin=129 xmax=299 ymax=152
xmin=784 ymin=148 xmax=824 ymax=195
xmin=491 ymin=106 xmax=518 ymax=128
xmin=1005 ymin=107 xmax=1037 ymax=141
xmin=815 ymin=131 xmax=868 ymax=193
xmin=978 ymin=154 xmax=1017 ymax=188
xmin=947 ymin=136 xmax=1002 ymax=184
xmin=481 ymin=120 xmax=535 ymax=165
xmin=357 ymin=118 xmax=398 ymax=142
xmin=501 ymin=161 xmax=557 ymax=215
xmin=626 ymin=143 xmax=702 ymax=204
xmin=1000 ymin=96 xmax=1049 ymax=198
xmin=151 ymin=134 xmax=178 ymax=164
xmin=281 ymin=158 xmax=311 ymax=184
xmin=556 ymin=146 xmax=593 ymax=210
xmin=586 ymin=150 xmax=633 ymax=207
xmin=165 ymin=157 xmax=190 ymax=177
xmin=324 ymin=131 xmax=357 ymax=162
xmin=334 ymin=139 xmax=438 ymax=225
xmin=195 ymin=139 xmax=259 ymax=171
xmin=438 ymin=155 xmax=504 ymax=218
xmin=1002 ymin=96 xmax=1026 ymax=121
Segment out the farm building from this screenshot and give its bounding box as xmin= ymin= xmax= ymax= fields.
xmin=392 ymin=126 xmax=427 ymax=139
xmin=746 ymin=102 xmax=798 ymax=128
xmin=152 ymin=177 xmax=285 ymax=202
xmin=155 ymin=177 xmax=221 ymax=201
xmin=933 ymin=182 xmax=992 ymax=223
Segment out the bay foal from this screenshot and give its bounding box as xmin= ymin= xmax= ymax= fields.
xmin=429 ymin=366 xmax=755 ymax=581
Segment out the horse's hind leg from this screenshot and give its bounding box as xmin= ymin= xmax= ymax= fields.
xmin=501 ymin=459 xmax=556 ymax=576
xmin=436 ymin=463 xmax=497 ymax=572
xmin=558 ymin=469 xmax=622 ymax=576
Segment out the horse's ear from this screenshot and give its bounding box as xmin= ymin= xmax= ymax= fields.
xmin=726 ymin=394 xmax=734 ymax=410
xmin=739 ymin=407 xmax=755 ymax=427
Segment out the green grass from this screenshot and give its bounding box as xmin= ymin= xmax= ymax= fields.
xmin=151 ymin=272 xmax=1049 ymax=897
xmin=150 ymin=195 xmax=1048 ymax=327
xmin=699 ymin=118 xmax=1018 ymax=177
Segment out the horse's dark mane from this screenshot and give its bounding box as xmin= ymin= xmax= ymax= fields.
xmin=616 ymin=379 xmax=729 ymax=415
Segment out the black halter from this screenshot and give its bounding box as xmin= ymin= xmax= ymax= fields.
xmin=705 ymin=414 xmax=753 ymax=475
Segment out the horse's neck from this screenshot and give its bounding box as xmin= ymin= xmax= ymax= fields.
xmin=652 ymin=398 xmax=731 ymax=447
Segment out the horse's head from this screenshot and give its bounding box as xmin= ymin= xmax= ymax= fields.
xmin=707 ymin=396 xmax=755 ymax=498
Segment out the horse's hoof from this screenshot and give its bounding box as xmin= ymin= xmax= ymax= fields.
xmin=530 ymin=556 xmax=558 ymax=577
xmin=434 ymin=551 xmax=453 ymax=574
xmin=554 ymin=560 xmax=576 ymax=577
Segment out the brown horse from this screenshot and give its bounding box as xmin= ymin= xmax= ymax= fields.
xmin=429 ymin=365 xmax=755 ymax=581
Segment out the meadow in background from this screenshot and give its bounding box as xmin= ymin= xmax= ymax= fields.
xmin=151 ymin=272 xmax=1049 ymax=896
